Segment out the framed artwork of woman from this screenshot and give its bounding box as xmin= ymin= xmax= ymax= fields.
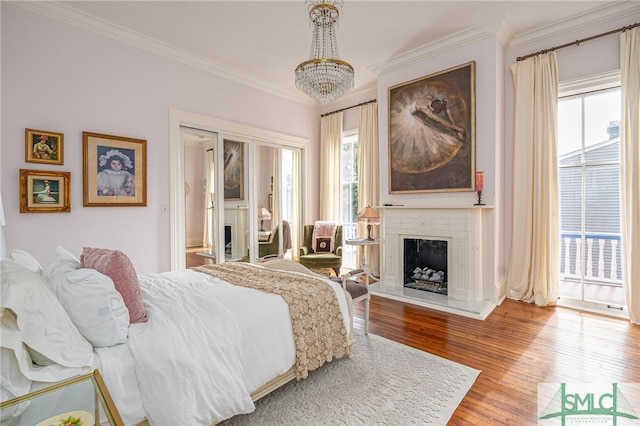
xmin=25 ymin=128 xmax=64 ymax=165
xmin=19 ymin=169 xmax=70 ymax=213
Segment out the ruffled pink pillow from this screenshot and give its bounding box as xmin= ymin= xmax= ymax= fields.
xmin=81 ymin=247 xmax=147 ymax=323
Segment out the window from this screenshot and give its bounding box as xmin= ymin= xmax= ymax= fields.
xmin=557 ymin=75 xmax=625 ymax=316
xmin=342 ymin=132 xmax=358 ymax=268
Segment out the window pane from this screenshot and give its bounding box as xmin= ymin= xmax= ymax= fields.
xmin=584 ymin=164 xmax=620 ymax=233
xmin=559 ymin=166 xmax=582 ymax=233
xmin=583 ymin=89 xmax=621 ymax=150
xmin=558 ymin=97 xmax=583 ymax=157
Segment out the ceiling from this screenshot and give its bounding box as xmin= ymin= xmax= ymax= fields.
xmin=37 ymin=1 xmax=629 ymax=105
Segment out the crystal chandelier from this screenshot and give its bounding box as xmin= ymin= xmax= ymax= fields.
xmin=295 ymin=0 xmax=354 ymax=104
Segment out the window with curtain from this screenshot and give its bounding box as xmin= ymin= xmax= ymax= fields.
xmin=341 ymin=132 xmax=358 ymax=269
xmin=557 ymin=79 xmax=626 ymax=316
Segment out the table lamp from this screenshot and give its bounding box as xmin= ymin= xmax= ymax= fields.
xmin=357 ymin=206 xmax=380 ymax=240
xmin=258 ymin=206 xmax=271 ymax=231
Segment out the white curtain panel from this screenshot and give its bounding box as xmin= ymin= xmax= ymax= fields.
xmin=290 ymin=150 xmax=301 ymax=261
xmin=320 ymin=112 xmax=343 ymax=222
xmin=0 ymin=192 xmax=5 ymax=259
xmin=620 ymin=26 xmax=640 ymax=324
xmin=506 ymin=52 xmax=560 ymax=306
xmin=272 ymin=154 xmax=281 ymax=226
xmin=203 ymin=149 xmax=214 ymax=248
xmin=358 ymin=102 xmax=380 ymax=276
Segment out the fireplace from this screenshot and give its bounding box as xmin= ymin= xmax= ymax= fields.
xmin=403 ymin=238 xmax=448 ymax=295
xmin=374 ymin=204 xmax=496 ymax=319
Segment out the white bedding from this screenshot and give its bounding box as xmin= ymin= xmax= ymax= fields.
xmin=94 ymin=344 xmax=146 ymax=425
xmin=129 ymin=269 xmax=350 ymax=426
xmin=1 ymin=258 xmax=350 ymax=426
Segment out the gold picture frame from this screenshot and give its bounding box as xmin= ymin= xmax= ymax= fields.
xmin=25 ymin=128 xmax=64 ymax=165
xmin=20 ymin=169 xmax=71 ymax=213
xmin=388 ymin=61 xmax=476 ymax=193
xmin=83 ymin=132 xmax=147 ymax=207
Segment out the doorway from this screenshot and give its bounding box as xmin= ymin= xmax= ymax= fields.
xmin=557 ymin=77 xmax=626 ymax=317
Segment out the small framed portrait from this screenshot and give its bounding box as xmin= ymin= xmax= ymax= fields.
xmin=20 ymin=169 xmax=71 ymax=213
xmin=83 ymin=132 xmax=147 ymax=207
xmin=25 ymin=128 xmax=64 ymax=165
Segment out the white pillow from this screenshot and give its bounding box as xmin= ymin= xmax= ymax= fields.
xmin=41 ymin=246 xmax=81 ymax=280
xmin=8 ymin=249 xmax=42 ymax=274
xmin=47 ymin=269 xmax=130 ymax=347
xmin=0 ymin=259 xmax=94 ymax=369
xmin=41 ymin=246 xmax=129 ymax=347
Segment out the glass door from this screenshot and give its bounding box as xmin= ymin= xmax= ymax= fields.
xmin=557 ymin=83 xmax=625 ymax=315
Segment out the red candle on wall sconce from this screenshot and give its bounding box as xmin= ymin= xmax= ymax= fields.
xmin=475 ymin=171 xmax=484 ymax=192
xmin=474 ymin=171 xmax=485 ymax=206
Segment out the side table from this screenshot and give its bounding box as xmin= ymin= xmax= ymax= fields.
xmin=0 ymin=370 xmax=124 ymax=425
xmin=345 ymin=238 xmax=379 ymax=279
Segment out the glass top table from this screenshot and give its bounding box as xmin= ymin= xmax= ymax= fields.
xmin=0 ymin=370 xmax=124 ymax=426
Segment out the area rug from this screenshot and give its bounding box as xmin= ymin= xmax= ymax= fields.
xmin=223 ymin=332 xmax=480 ymax=425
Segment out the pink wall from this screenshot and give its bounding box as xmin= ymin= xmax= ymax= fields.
xmin=1 ymin=4 xmax=319 ymax=273
xmin=377 ymin=36 xmax=502 ymax=206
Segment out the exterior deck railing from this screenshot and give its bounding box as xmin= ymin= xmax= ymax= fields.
xmin=560 ymin=232 xmax=622 ymax=286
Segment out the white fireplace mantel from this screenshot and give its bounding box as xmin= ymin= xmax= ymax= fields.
xmin=372 ymin=204 xmax=496 ymax=319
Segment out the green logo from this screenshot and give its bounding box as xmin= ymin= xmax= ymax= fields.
xmin=539 ymin=383 xmax=639 ymax=425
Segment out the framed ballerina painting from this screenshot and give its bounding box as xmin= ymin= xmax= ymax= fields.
xmin=388 ymin=61 xmax=476 ymax=193
xmin=223 ymin=139 xmax=245 ymax=201
xmin=82 ymin=131 xmax=147 ymax=207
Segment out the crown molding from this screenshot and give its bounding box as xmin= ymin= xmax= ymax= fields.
xmin=11 ymin=1 xmax=315 ymax=106
xmin=509 ymin=1 xmax=640 ymax=50
xmin=368 ymin=17 xmax=510 ymax=76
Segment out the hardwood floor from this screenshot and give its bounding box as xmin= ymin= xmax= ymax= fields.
xmin=359 ymin=297 xmax=640 ymax=425
xmin=186 ymin=246 xmax=215 ymax=268
xmin=186 ymin=250 xmax=640 ymax=425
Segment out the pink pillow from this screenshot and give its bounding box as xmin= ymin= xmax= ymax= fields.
xmin=81 ymin=248 xmax=147 ymax=323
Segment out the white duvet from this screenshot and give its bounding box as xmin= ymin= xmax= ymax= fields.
xmin=129 ymin=269 xmax=350 ymax=426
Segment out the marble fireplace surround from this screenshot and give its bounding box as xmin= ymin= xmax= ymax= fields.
xmin=372 ymin=205 xmax=496 ymax=319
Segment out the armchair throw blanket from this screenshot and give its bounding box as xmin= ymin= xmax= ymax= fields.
xmin=193 ymin=263 xmax=350 ymax=379
xmin=312 ymin=221 xmax=337 ymax=253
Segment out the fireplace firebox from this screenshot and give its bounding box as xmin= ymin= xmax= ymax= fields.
xmin=403 ymin=238 xmax=448 ymax=295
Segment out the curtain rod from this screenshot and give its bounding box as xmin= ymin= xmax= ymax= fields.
xmin=320 ymin=99 xmax=377 ymax=118
xmin=516 ymin=22 xmax=639 ymax=62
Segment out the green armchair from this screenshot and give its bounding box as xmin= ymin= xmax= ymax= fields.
xmin=259 ymin=220 xmax=291 ymax=259
xmin=299 ymin=224 xmax=343 ymax=276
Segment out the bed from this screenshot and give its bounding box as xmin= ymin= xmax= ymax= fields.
xmin=0 ymin=247 xmax=353 ymax=425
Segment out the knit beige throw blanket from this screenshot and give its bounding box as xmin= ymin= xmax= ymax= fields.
xmin=193 ymin=263 xmax=350 ymax=380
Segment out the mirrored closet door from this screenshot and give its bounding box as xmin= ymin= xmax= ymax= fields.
xmin=173 ymin=114 xmax=307 ymax=270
